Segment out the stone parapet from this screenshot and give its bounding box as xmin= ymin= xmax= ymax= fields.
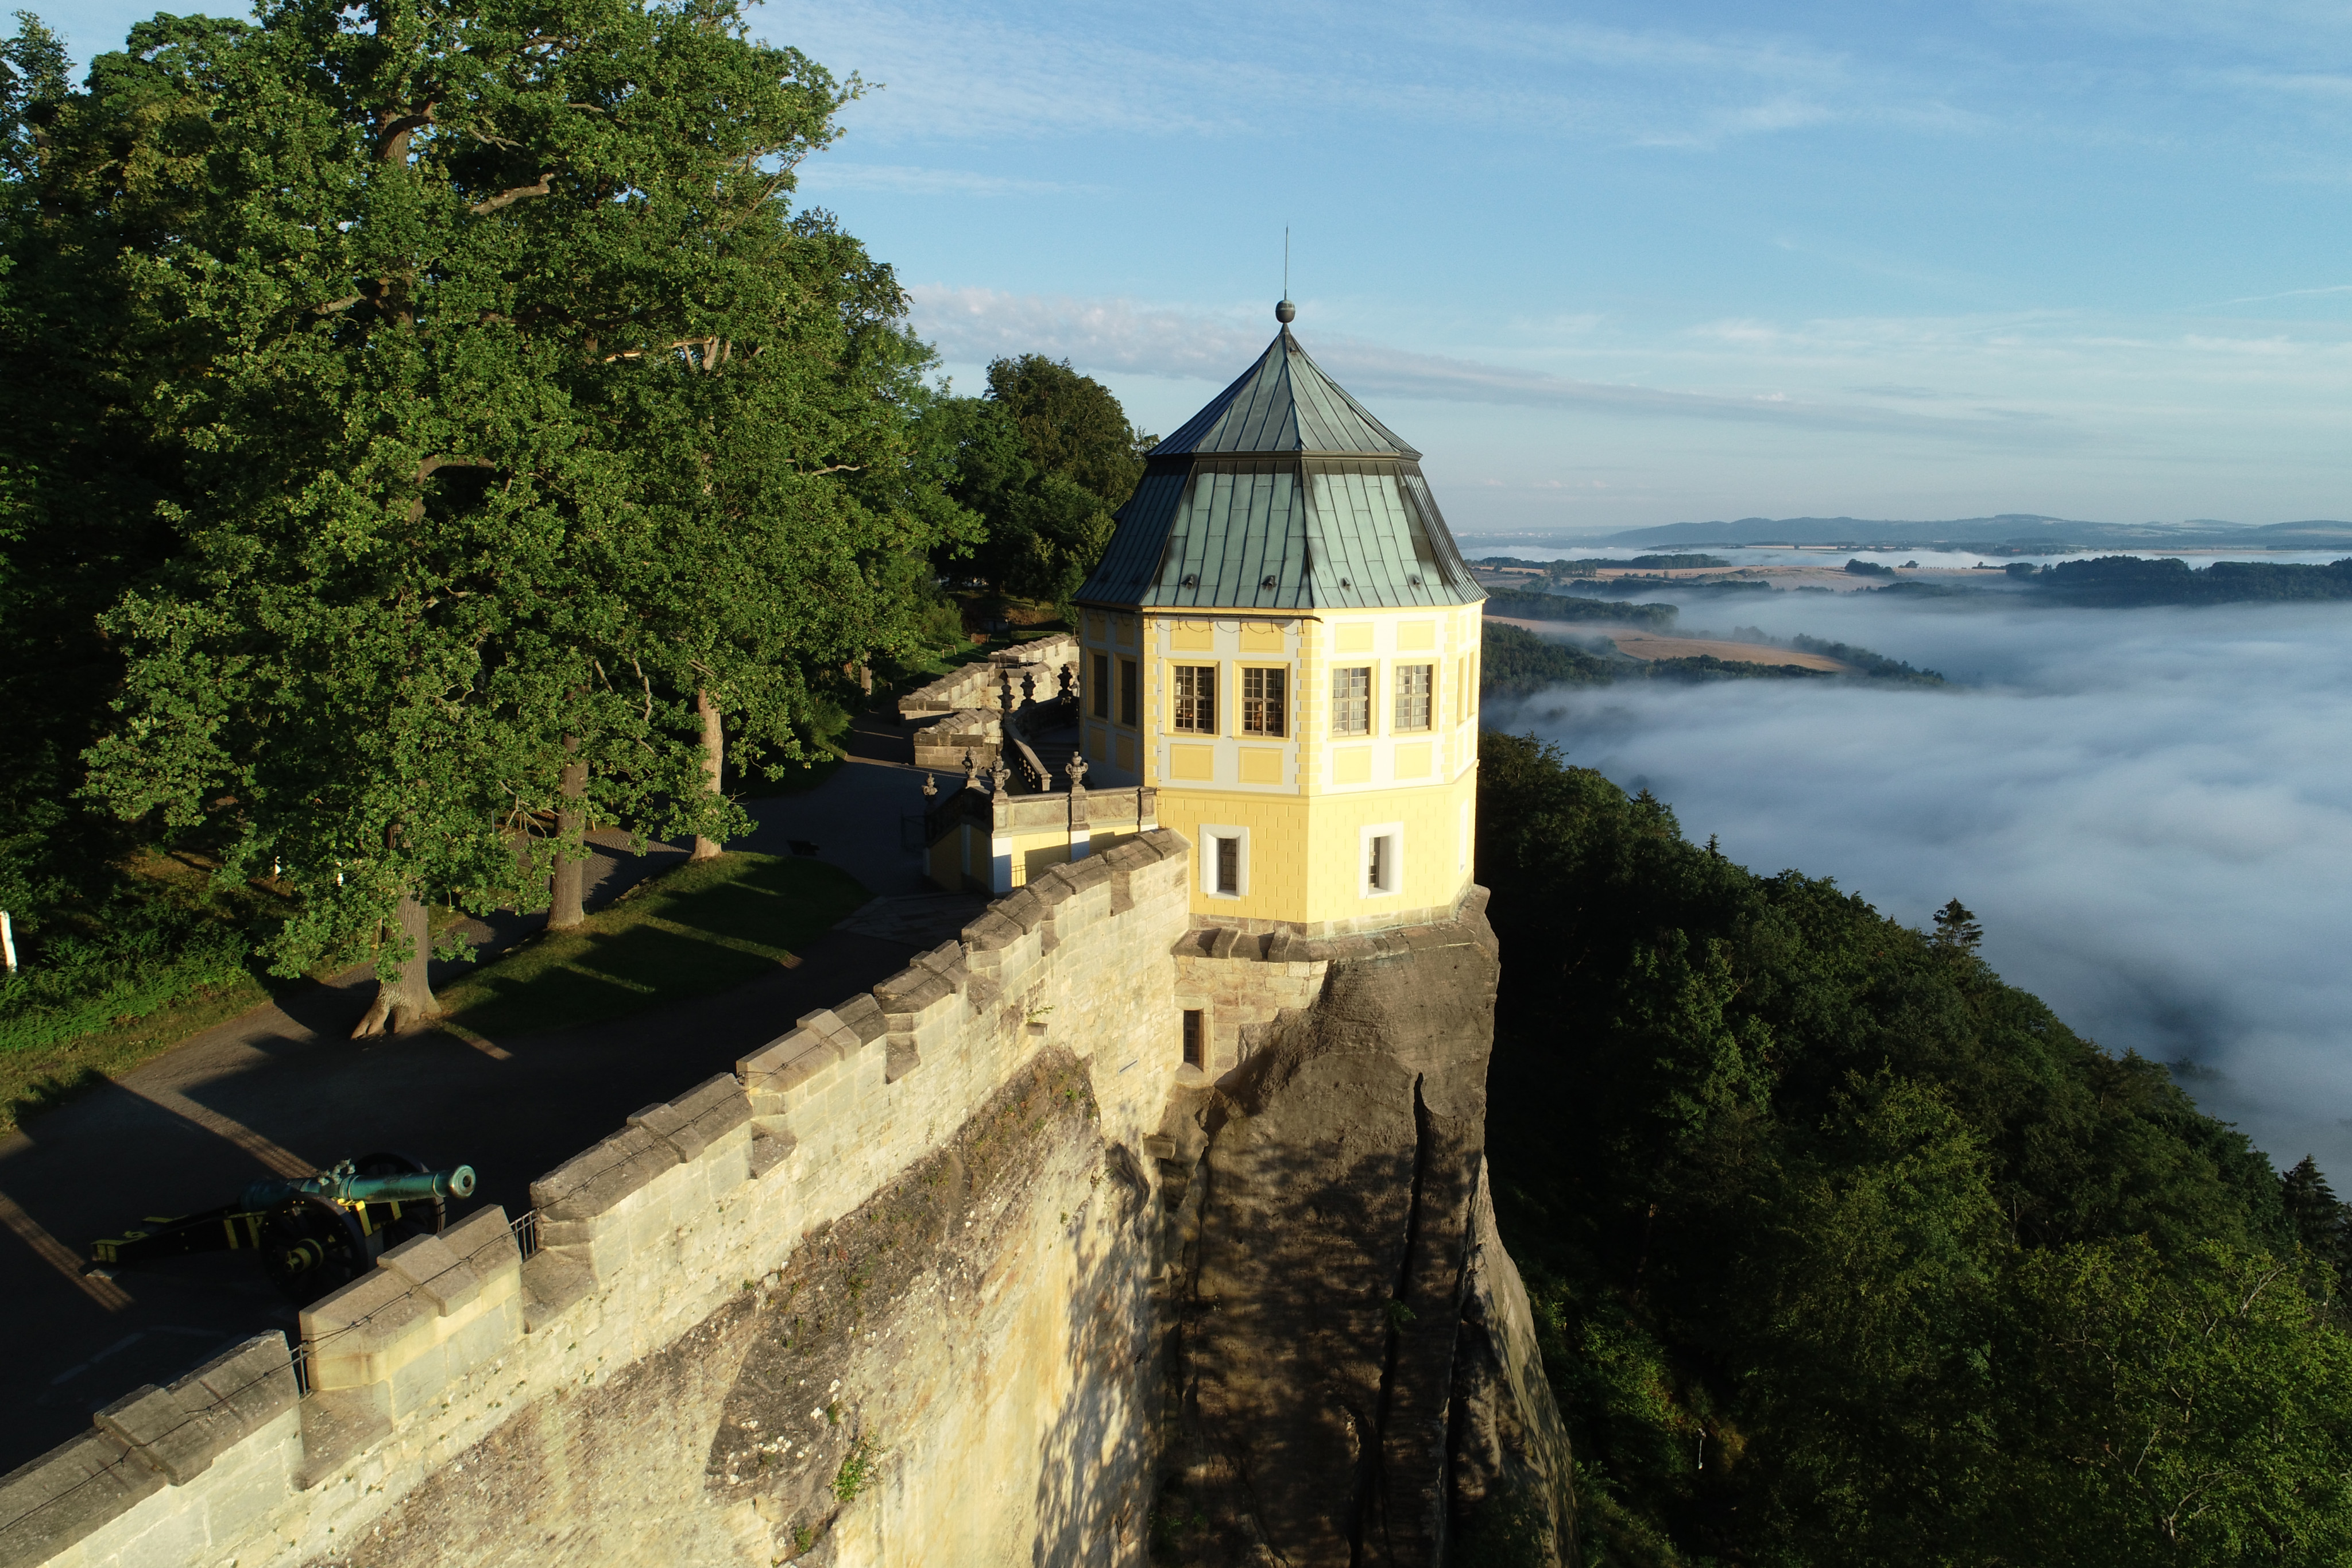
xmin=0 ymin=1335 xmax=298 ymax=1568
xmin=0 ymin=826 xmax=1198 ymax=1568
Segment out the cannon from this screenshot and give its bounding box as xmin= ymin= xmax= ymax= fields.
xmin=87 ymin=1152 xmax=477 ymax=1303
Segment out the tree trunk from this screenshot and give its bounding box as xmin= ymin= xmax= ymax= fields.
xmin=691 ymin=687 xmax=725 ymax=861
xmin=550 ymin=753 xmax=588 ymax=928
xmin=351 ymin=889 xmax=441 ymax=1037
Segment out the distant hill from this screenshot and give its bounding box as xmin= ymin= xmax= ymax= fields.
xmin=1595 ymin=516 xmax=2352 ymax=550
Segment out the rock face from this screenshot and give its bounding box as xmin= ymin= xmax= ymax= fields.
xmin=1152 ymin=901 xmax=1576 ymax=1565
xmin=2 ymin=839 xmax=1576 ymax=1568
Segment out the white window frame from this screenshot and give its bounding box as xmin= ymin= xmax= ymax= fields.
xmin=1360 ymin=820 xmax=1404 ymax=898
xmin=1199 ymin=823 xmax=1251 ymax=899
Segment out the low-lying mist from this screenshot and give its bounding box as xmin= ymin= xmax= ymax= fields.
xmin=1488 ymin=590 xmax=2352 ymax=1182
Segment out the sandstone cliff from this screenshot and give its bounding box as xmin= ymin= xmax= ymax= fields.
xmin=1151 ymin=898 xmax=1576 ymax=1566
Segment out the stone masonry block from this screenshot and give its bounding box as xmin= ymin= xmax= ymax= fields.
xmin=885 ymin=1036 xmax=921 ymax=1084
xmin=92 ymin=1379 xmax=241 ymax=1485
xmin=995 ymin=886 xmax=1050 ymax=933
xmin=296 ymin=1384 xmax=392 ymax=1490
xmin=0 ymin=1428 xmax=164 ymax=1566
xmin=738 ymin=1029 xmax=838 ymax=1099
xmin=440 ymin=1203 xmax=523 ymax=1282
xmin=749 ymin=1122 xmax=796 ymax=1180
xmin=520 ymin=1246 xmax=596 ymax=1332
xmin=833 ymin=992 xmax=889 ymax=1043
xmin=912 ymin=940 xmax=967 ymax=979
xmin=667 ymin=1071 xmax=752 ymax=1147
xmin=529 ymin=1124 xmax=680 ymax=1224
xmin=629 ymin=1098 xmax=708 ymax=1163
xmin=301 ymin=1268 xmax=434 ymax=1393
xmin=187 ymin=1333 xmax=299 ymax=1439
xmin=874 ymin=967 xmax=956 ymax=1024
xmin=961 ymin=910 xmax=1024 ymax=955
xmin=377 ymin=1233 xmax=484 ymax=1317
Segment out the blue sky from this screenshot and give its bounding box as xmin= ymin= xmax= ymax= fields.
xmin=40 ymin=0 xmax=2352 ymax=534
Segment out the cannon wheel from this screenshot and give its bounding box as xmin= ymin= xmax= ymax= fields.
xmin=261 ymin=1195 xmax=369 ymax=1303
xmin=352 ymin=1150 xmax=447 ymax=1245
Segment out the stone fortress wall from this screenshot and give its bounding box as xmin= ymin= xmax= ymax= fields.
xmin=1 ymin=832 xmax=1200 ymax=1568
xmin=1 ymin=822 xmax=1576 ymax=1568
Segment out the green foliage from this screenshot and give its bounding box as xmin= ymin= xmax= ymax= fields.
xmin=2035 ymin=553 xmax=2352 ymax=604
xmin=1 ymin=0 xmax=960 ymax=1002
xmin=1477 ymin=732 xmax=2352 ymax=1566
xmin=831 ymin=1437 xmax=876 ymax=1502
xmin=1480 ymin=623 xmax=1615 ymax=696
xmin=1484 ymin=589 xmax=1678 ymax=629
xmin=0 ymin=880 xmax=255 ymax=1051
xmin=934 ymin=355 xmax=1152 ymax=612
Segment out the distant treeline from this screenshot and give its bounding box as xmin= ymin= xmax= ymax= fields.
xmin=2027 ymin=555 xmax=2352 ymax=606
xmin=1484 ymin=589 xmax=1680 ymax=629
xmin=1478 ymin=553 xmax=1731 ymax=573
xmin=1480 ymin=622 xmax=1945 ymax=698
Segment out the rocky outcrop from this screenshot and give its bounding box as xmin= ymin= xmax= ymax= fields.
xmin=1151 ymin=900 xmax=1576 ymax=1566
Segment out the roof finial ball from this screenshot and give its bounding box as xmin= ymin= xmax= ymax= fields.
xmin=1275 ymin=297 xmax=1295 ymax=324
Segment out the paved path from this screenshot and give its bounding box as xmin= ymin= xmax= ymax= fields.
xmin=0 ymin=718 xmax=975 ymax=1473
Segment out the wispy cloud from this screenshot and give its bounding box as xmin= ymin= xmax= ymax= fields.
xmin=906 ymin=285 xmax=2083 ymax=444
xmin=796 ymin=162 xmax=1101 ymax=198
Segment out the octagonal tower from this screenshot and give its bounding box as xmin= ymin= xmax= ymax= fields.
xmin=1071 ymin=304 xmax=1486 ymax=931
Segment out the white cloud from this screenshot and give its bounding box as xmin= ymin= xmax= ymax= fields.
xmin=1490 ymin=591 xmax=2352 ymax=1180
xmin=904 ymin=285 xmax=2087 ymax=444
xmin=795 ymin=162 xmax=1101 ymax=198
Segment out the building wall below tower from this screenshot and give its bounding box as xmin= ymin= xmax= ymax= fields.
xmin=1159 ymin=766 xmax=1477 ymax=929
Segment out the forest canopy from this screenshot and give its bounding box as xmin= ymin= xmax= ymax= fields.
xmin=1476 ymin=732 xmax=2352 ymax=1567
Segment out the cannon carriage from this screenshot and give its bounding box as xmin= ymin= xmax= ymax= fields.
xmin=87 ymin=1152 xmax=476 ymax=1303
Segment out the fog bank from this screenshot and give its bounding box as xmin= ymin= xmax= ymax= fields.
xmin=1490 ymin=592 xmax=2352 ymax=1180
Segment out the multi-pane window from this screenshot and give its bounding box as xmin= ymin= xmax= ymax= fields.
xmin=1241 ymin=667 xmax=1287 ymax=736
xmin=1172 ymin=665 xmax=1216 ymax=732
xmin=1215 ymin=835 xmax=1240 ymax=894
xmin=1332 ymin=666 xmax=1371 ymax=735
xmin=1395 ymin=664 xmax=1434 ymax=731
xmin=1119 ymin=659 xmax=1140 ymax=725
xmin=1091 ymin=653 xmax=1110 ymax=718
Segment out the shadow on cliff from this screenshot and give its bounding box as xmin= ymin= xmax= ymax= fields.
xmin=1148 ymin=931 xmax=1510 ymax=1568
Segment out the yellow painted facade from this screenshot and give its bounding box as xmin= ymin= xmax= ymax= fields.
xmin=1077 ymin=603 xmax=1483 ymax=927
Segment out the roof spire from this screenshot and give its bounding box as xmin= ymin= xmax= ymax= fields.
xmin=1276 ymin=227 xmax=1295 ymax=324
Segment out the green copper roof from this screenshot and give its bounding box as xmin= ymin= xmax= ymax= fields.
xmin=1076 ymin=320 xmax=1483 ymax=613
xmin=1154 ymin=328 xmax=1419 ymax=459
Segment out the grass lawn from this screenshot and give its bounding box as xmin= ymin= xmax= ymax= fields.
xmin=433 ymin=851 xmax=870 ymax=1039
xmin=0 ymin=974 xmax=283 ymax=1136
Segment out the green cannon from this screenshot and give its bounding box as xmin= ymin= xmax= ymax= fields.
xmin=88 ymin=1152 xmax=477 ymax=1303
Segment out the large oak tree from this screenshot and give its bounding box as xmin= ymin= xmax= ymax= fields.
xmin=43 ymin=0 xmax=954 ymax=1031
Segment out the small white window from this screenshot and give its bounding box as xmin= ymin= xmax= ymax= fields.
xmin=1200 ymin=824 xmax=1250 ymax=898
xmin=1360 ymin=821 xmax=1403 ymax=897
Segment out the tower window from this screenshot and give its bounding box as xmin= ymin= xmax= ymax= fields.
xmin=1363 ymin=823 xmax=1403 ymax=896
xmin=1182 ymin=1009 xmax=1205 ymax=1068
xmin=1173 ymin=665 xmax=1217 ymax=733
xmin=1092 ymin=653 xmax=1109 ymax=718
xmin=1119 ymin=659 xmax=1139 ymax=725
xmin=1332 ymin=666 xmax=1371 ymax=735
xmin=1395 ymin=664 xmax=1434 ymax=731
xmin=1241 ymin=667 xmax=1287 ymax=736
xmin=1201 ymin=826 xmax=1247 ymax=897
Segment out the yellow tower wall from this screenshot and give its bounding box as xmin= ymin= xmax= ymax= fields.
xmin=1078 ymin=601 xmax=1484 ymax=929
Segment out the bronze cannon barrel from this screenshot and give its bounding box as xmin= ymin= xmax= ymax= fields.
xmin=239 ymin=1163 xmax=475 ymax=1213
